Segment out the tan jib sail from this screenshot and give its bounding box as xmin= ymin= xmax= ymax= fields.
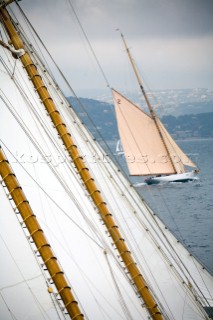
xmin=156 ymin=118 xmax=197 ymax=172
xmin=112 ymin=89 xmax=195 ymax=176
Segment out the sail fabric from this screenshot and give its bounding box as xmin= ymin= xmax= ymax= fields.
xmin=0 ymin=185 xmax=65 ymax=320
xmin=0 ymin=18 xmax=213 ymax=320
xmin=112 ymin=89 xmax=177 ymax=175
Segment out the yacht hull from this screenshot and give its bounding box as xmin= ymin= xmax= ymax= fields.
xmin=145 ymin=171 xmax=199 ymax=185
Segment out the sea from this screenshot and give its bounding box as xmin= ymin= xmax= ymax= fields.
xmin=106 ymin=138 xmax=213 ymax=274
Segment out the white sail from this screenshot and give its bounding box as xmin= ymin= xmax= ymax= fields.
xmin=0 ymin=5 xmax=212 ymax=320
xmin=0 ymin=185 xmax=67 ymax=320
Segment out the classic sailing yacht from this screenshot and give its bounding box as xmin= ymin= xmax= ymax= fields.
xmin=115 ymin=139 xmax=124 ymax=156
xmin=112 ymin=33 xmax=199 ymax=185
xmin=0 ymin=1 xmax=212 ymax=320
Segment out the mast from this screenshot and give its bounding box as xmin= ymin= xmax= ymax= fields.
xmin=120 ymin=32 xmax=178 ymax=173
xmin=0 ymin=3 xmax=163 ymax=319
xmin=0 ymin=146 xmax=84 ymax=320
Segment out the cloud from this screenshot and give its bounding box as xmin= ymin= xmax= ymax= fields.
xmin=8 ymin=0 xmax=213 ymax=92
xmin=70 ymin=0 xmax=213 ymax=38
xmin=21 ymin=0 xmax=213 ymax=38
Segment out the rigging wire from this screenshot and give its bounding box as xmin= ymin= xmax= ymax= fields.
xmin=65 ymin=0 xmax=110 ymax=88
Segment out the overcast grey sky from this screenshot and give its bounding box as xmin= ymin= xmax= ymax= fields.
xmin=14 ymin=0 xmax=213 ymax=96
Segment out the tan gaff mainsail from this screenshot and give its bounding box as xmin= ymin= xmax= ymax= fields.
xmin=112 ymin=89 xmax=196 ymax=176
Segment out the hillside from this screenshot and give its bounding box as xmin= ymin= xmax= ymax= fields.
xmin=67 ymin=96 xmax=213 ymax=141
xmin=162 ymin=113 xmax=213 ymax=139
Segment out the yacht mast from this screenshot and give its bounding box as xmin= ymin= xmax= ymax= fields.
xmin=0 ymin=3 xmax=163 ymax=319
xmin=0 ymin=145 xmax=84 ymax=319
xmin=120 ymin=32 xmax=177 ymax=173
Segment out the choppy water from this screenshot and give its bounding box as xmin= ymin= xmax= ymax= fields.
xmin=107 ymin=139 xmax=213 ymax=273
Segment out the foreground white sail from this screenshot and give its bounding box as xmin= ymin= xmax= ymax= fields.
xmin=0 ymin=2 xmax=212 ymax=319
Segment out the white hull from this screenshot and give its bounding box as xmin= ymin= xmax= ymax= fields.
xmin=145 ymin=170 xmax=199 ymax=185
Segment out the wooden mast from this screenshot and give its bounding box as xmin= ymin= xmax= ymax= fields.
xmin=0 ymin=146 xmax=84 ymax=320
xmin=0 ymin=3 xmax=163 ymax=319
xmin=120 ymin=32 xmax=177 ymax=173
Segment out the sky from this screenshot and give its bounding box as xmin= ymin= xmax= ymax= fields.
xmin=9 ymin=0 xmax=213 ymax=97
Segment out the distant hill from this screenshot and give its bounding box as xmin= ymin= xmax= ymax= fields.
xmin=68 ymin=96 xmax=118 ymax=140
xmin=75 ymin=88 xmax=213 ymax=116
xmin=67 ymin=96 xmax=213 ymax=141
xmin=161 ymin=113 xmax=213 ymax=139
xmin=163 ymin=101 xmax=213 ymax=117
